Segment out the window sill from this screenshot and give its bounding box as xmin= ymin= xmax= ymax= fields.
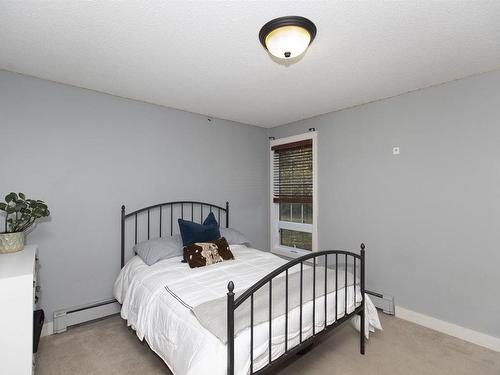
xmin=271 ymin=246 xmax=311 ymax=259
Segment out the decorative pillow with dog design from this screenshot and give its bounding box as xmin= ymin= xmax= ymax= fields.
xmin=184 ymin=237 xmax=234 ymax=268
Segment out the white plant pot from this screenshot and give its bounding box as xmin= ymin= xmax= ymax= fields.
xmin=0 ymin=232 xmax=25 ymax=253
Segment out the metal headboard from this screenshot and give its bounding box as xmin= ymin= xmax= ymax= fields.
xmin=120 ymin=201 xmax=229 ymax=268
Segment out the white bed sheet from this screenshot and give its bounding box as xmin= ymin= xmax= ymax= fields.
xmin=114 ymin=245 xmax=381 ymax=375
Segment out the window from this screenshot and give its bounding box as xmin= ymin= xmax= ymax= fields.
xmin=270 ymin=132 xmax=317 ymax=257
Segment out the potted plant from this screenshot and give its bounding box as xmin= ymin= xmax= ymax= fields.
xmin=0 ymin=192 xmax=50 ymax=253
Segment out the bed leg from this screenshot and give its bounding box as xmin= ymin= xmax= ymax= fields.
xmin=359 ymin=309 xmax=365 ymax=355
xmin=360 ymin=243 xmax=366 ymax=355
xmin=227 ymin=281 xmax=235 ymax=375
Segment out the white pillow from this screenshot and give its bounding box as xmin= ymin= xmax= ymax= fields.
xmin=133 ymin=235 xmax=183 ymax=266
xmin=219 ymin=228 xmax=250 ymax=246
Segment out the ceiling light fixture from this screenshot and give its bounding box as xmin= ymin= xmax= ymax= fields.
xmin=259 ymin=16 xmax=317 ymax=60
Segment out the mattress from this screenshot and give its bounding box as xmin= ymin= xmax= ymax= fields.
xmin=114 ymin=245 xmax=381 ymax=375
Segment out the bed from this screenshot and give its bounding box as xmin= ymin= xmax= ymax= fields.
xmin=115 ymin=201 xmax=381 ymax=375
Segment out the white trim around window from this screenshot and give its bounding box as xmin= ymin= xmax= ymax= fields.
xmin=269 ymin=131 xmax=318 ymax=258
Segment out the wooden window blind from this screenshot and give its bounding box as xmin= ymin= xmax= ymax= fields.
xmin=272 ymin=139 xmax=313 ymax=203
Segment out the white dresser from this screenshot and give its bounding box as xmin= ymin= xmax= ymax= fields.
xmin=0 ymin=245 xmax=38 ymax=375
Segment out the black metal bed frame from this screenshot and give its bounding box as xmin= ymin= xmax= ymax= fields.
xmin=120 ymin=201 xmax=365 ymax=375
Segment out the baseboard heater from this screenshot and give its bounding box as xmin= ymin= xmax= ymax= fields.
xmin=53 ymin=298 xmax=120 ymax=333
xmin=366 ymin=290 xmax=395 ymax=315
xmin=52 ymin=291 xmax=393 ymax=334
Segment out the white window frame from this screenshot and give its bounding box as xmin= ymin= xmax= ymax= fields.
xmin=270 ymin=131 xmax=318 ymax=258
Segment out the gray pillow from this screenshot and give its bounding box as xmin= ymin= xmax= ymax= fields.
xmin=219 ymin=228 xmax=250 ymax=246
xmin=133 ymin=235 xmax=182 ymax=266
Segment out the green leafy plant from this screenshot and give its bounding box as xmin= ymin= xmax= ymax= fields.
xmin=0 ymin=192 xmax=50 ymax=233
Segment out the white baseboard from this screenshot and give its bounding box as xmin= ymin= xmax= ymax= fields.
xmin=396 ymin=306 xmax=500 ymax=353
xmin=41 ymin=321 xmax=53 ymax=337
xmin=40 ymin=303 xmax=500 ymax=352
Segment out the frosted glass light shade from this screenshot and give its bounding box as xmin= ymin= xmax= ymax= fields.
xmin=265 ymin=26 xmax=312 ymax=59
xmin=259 ymin=16 xmax=317 ymax=60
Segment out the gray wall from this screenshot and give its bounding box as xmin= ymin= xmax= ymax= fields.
xmin=0 ymin=70 xmax=269 ymax=322
xmin=269 ymin=70 xmax=500 ymax=339
xmin=3 ymin=67 xmax=499 ymax=339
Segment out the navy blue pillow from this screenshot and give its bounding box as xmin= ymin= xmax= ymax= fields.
xmin=178 ymin=217 xmax=221 ymax=247
xmin=203 ymin=212 xmax=219 ymax=227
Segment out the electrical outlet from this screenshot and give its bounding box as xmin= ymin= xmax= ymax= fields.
xmin=393 ymin=147 xmax=400 ymax=155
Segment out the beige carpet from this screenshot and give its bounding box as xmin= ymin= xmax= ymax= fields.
xmin=36 ymin=313 xmax=500 ymax=375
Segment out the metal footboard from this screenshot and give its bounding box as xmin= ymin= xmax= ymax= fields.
xmin=227 ymin=244 xmax=366 ymax=375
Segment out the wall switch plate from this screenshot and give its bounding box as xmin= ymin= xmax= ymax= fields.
xmin=393 ymin=147 xmax=400 ymax=155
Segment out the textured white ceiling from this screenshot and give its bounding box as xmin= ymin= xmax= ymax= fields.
xmin=1 ymin=1 xmax=500 ymax=127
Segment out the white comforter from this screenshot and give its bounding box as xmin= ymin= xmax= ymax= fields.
xmin=114 ymin=246 xmax=381 ymax=375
